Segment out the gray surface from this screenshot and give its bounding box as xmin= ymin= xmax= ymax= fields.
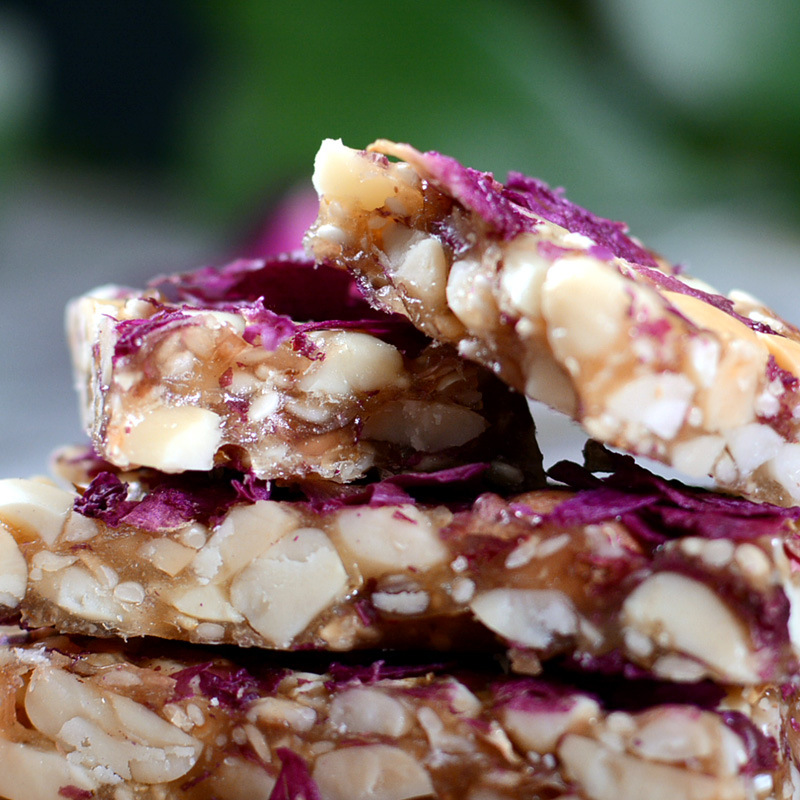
xmin=2 ymin=173 xmax=800 ymax=480
xmin=0 ymin=168 xmax=223 ymax=479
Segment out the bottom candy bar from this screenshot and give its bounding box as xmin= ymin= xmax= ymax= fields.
xmin=0 ymin=629 xmax=794 ymax=800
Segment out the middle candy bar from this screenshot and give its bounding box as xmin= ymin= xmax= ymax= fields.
xmin=2 ymin=453 xmax=800 ymax=686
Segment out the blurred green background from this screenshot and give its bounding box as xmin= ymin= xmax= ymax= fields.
xmin=6 ymin=0 xmax=800 ymax=234
xmin=3 ymin=0 xmax=800 ymax=475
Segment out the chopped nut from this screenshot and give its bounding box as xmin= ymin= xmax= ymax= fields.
xmin=559 ymin=733 xmax=744 ymax=800
xmin=115 ymin=406 xmax=223 ymax=472
xmin=113 ymin=581 xmax=146 ymax=605
xmin=312 ymin=744 xmax=435 ymax=800
xmin=332 ymin=505 xmax=449 ymax=576
xmin=229 ymin=527 xmax=348 ymax=647
xmin=25 ymin=665 xmax=202 ymax=784
xmin=248 ymin=697 xmax=317 ymax=732
xmin=470 ymin=589 xmax=578 ymax=649
xmin=0 ymin=478 xmax=73 ymax=545
xmin=328 ymin=688 xmax=411 ymax=737
xmin=0 ymin=529 xmax=28 ymax=608
xmin=621 ymin=572 xmax=759 ymax=683
xmin=502 ymin=693 xmax=601 ymax=754
xmin=372 ymin=589 xmax=430 ymax=615
xmin=298 ymin=331 xmax=407 ymax=397
xmin=542 ymin=257 xmax=631 ymax=363
xmin=170 ymin=585 xmax=244 ymax=623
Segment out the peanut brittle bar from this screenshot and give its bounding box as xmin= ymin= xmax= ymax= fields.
xmin=305 ymin=139 xmax=800 ymax=505
xmin=3 ymin=453 xmax=800 ymax=685
xmin=0 ymin=629 xmax=794 ymax=800
xmin=67 ymin=254 xmax=541 ymax=483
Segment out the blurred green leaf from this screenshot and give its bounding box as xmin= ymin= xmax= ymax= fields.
xmin=177 ymin=0 xmax=725 ymax=229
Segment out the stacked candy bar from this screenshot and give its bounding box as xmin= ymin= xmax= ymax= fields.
xmin=4 ymin=449 xmax=800 ymax=688
xmin=0 ymin=627 xmax=793 ymax=800
xmin=2 ymin=140 xmax=800 ymax=799
xmin=307 ymin=139 xmax=800 ymax=507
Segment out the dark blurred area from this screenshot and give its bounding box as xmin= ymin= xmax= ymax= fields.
xmin=15 ymin=1 xmax=200 ymax=168
xmin=3 ymin=0 xmax=800 ymax=475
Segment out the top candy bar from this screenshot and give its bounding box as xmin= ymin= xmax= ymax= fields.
xmin=306 ymin=139 xmax=800 ymax=505
xmin=67 ymin=254 xmax=542 ymax=485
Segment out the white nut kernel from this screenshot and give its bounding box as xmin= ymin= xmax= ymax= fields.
xmin=651 ymin=654 xmax=711 ymax=683
xmin=195 ymin=622 xmax=226 ymax=642
xmin=178 ymin=523 xmax=208 ymax=550
xmin=247 ymin=697 xmax=317 ymax=732
xmin=498 ymin=234 xmax=549 ymax=319
xmin=332 ymin=504 xmax=448 ymax=576
xmin=171 ymin=585 xmax=244 ymax=623
xmin=502 ymin=694 xmax=601 ymax=753
xmin=446 ymin=257 xmax=498 ymax=331
xmin=734 ymin=543 xmax=771 ymax=581
xmin=726 ymin=423 xmax=784 ymax=477
xmin=687 ymin=336 xmax=721 ymax=388
xmin=0 ymin=528 xmax=27 ymax=607
xmin=767 ymin=443 xmax=800 ymax=503
xmin=450 ymin=576 xmax=475 ymax=604
xmin=299 ymin=331 xmax=406 ymax=397
xmin=698 ymin=538 xmax=735 ymax=569
xmin=372 ymin=590 xmax=429 ymax=615
xmin=363 ymin=400 xmax=488 ymax=451
xmin=26 ymin=665 xmax=202 ymax=784
xmin=559 ymin=734 xmax=743 ymax=800
xmin=629 ymin=707 xmax=717 ymax=764
xmin=604 ymin=373 xmax=695 ymax=441
xmin=112 ymin=581 xmax=145 ymax=605
xmin=141 ymin=538 xmax=195 ymax=577
xmin=328 ymin=688 xmax=411 ymax=737
xmin=0 ymin=478 xmax=73 ymax=545
xmin=505 ymin=533 xmax=570 ymax=569
xmin=0 ymin=739 xmax=97 ymax=799
xmin=31 ymin=551 xmax=77 ymax=576
xmin=248 ymin=390 xmax=282 ymax=422
xmin=623 ymin=628 xmax=655 ymax=659
xmin=392 ymin=235 xmax=449 ymax=313
xmin=312 ymin=744 xmax=435 ymax=800
xmin=470 ymin=589 xmax=578 ymax=648
xmin=62 ymin=511 xmax=101 ymax=543
xmin=285 ymin=397 xmax=335 ymax=425
xmin=45 ymin=565 xmax=123 ymax=623
xmin=117 ymin=406 xmax=223 ymax=472
xmin=313 ymin=139 xmax=399 ymax=211
xmin=162 ymin=703 xmax=192 ymax=732
xmin=202 ymin=756 xmax=276 ymax=800
xmin=701 ymin=340 xmax=766 ymax=432
xmin=314 ymin=223 xmax=351 ymax=246
xmin=523 ymin=357 xmax=578 ymax=415
xmin=621 ymin=572 xmax=758 ymax=683
xmin=230 ymin=527 xmax=348 ymax=647
xmin=417 ymin=705 xmax=475 ymax=755
xmin=193 ymin=501 xmax=299 ymax=583
xmin=670 ymin=435 xmax=726 ymax=479
xmin=541 ymin=257 xmax=631 ymax=362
